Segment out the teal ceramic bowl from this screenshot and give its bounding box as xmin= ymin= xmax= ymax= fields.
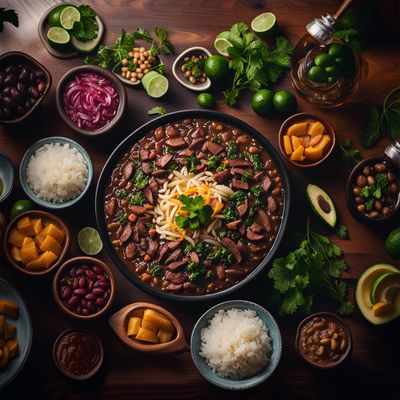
xmin=190 ymin=300 xmax=282 ymax=390
xmin=19 ymin=136 xmax=93 ymax=209
xmin=0 ymin=151 xmax=14 ymax=204
xmin=0 ymin=278 xmax=33 ymax=390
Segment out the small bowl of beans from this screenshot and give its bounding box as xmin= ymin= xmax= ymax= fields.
xmin=0 ymin=51 xmax=51 ymax=124
xmin=346 ymin=157 xmax=400 ymax=223
xmin=296 ymin=312 xmax=352 ymax=369
xmin=172 ymin=47 xmax=211 ymax=91
xmin=52 ymin=256 xmax=116 ymax=320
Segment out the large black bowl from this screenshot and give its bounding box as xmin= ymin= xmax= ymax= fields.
xmin=95 ymin=110 xmax=291 ymax=302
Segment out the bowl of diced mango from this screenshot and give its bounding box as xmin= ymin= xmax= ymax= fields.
xmin=278 ymin=113 xmax=336 ymax=168
xmin=4 ymin=210 xmax=70 ymax=276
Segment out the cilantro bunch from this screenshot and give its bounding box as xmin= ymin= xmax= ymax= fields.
xmin=220 ymin=23 xmax=293 ymax=106
xmin=267 ymin=217 xmax=354 ymax=316
xmin=175 ymin=195 xmax=213 ymax=230
xmin=339 ymin=139 xmax=363 ymax=166
xmin=72 ymin=5 xmax=98 ymax=42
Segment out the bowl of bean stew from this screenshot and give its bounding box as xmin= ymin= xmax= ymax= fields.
xmin=95 ymin=110 xmax=290 ymax=302
xmin=0 ymin=52 xmax=51 ymax=124
xmin=346 ymin=157 xmax=400 ymax=224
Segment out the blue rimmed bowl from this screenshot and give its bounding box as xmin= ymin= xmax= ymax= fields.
xmin=0 ymin=151 xmax=14 ymax=204
xmin=19 ymin=136 xmax=93 ymax=209
xmin=190 ymin=300 xmax=282 ymax=390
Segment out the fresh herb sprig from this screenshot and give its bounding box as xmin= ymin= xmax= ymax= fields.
xmin=0 ymin=7 xmax=18 ymax=32
xmin=333 ymin=27 xmax=363 ymax=54
xmin=267 ymin=217 xmax=354 ymax=316
xmin=71 ymin=5 xmax=98 ymax=42
xmin=339 ymin=139 xmax=363 ymax=165
xmin=147 ymin=106 xmax=167 ymax=116
xmin=360 ymin=173 xmax=388 ymax=212
xmin=183 ymin=57 xmax=206 ymax=79
xmin=175 ymin=195 xmax=213 ymax=230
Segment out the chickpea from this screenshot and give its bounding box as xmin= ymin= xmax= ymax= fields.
xmin=122 ymin=58 xmax=128 ymax=66
xmin=140 ymin=55 xmax=145 ymax=61
xmin=140 ymin=64 xmax=146 ymax=70
xmin=121 ymin=66 xmax=128 ymax=72
xmin=143 ymin=68 xmax=149 ymax=74
xmin=189 ymin=76 xmax=196 ymax=84
xmin=136 ymin=68 xmax=142 ymax=73
xmin=184 ymin=56 xmax=190 ymax=62
xmin=140 ymin=47 xmax=145 ymax=52
xmin=126 ymin=71 xmax=131 ymax=79
xmin=133 ymin=58 xmax=138 ymax=64
xmin=374 ymin=163 xmax=386 ymax=173
xmin=353 ymin=187 xmax=361 ymax=196
xmin=382 ymin=206 xmax=391 ymax=216
xmin=121 ymin=72 xmax=126 ymax=78
xmin=144 ymin=51 xmax=149 ymax=57
xmin=131 ymin=77 xmax=137 ymax=83
xmin=148 ymin=55 xmax=154 ymax=62
xmin=199 ymin=77 xmax=206 ymax=83
xmin=137 ymin=73 xmax=144 ymax=79
xmin=390 ymin=182 xmax=399 ymax=194
xmin=374 ymin=200 xmax=383 ymax=211
xmin=134 ymin=52 xmax=140 ymax=59
xmin=356 ymin=204 xmax=365 ymax=213
xmin=128 ymin=51 xmax=134 ymax=57
xmin=131 ymin=72 xmax=138 ymax=78
xmin=144 ymin=60 xmax=150 ymax=65
xmin=185 ymin=70 xmax=191 ymax=78
xmin=369 ymin=211 xmax=380 ymax=219
xmin=133 ymin=47 xmax=139 ymax=52
xmin=363 ymin=166 xmax=370 ymax=176
xmin=387 ymin=171 xmax=396 ymax=182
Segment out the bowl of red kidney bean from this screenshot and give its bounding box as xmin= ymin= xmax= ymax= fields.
xmin=52 ymin=256 xmax=116 ymax=320
xmin=0 ymin=51 xmax=51 ymax=124
xmin=346 ymin=157 xmax=400 ymax=224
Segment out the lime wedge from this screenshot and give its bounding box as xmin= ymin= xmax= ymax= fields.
xmin=142 ymin=72 xmax=169 ymax=98
xmin=47 ymin=27 xmax=70 ymax=48
xmin=78 ymin=227 xmax=103 ymax=256
xmin=214 ymin=37 xmax=232 ymax=57
xmin=251 ymin=12 xmax=277 ymax=36
xmin=59 ymin=6 xmax=80 ymax=30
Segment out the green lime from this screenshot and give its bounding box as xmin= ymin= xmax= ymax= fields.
xmin=59 ymin=6 xmax=80 ymax=30
xmin=328 ymin=43 xmax=348 ymax=58
xmin=141 ymin=71 xmax=169 ymax=98
xmin=251 ymin=12 xmax=277 ymax=36
xmin=47 ymin=27 xmax=70 ymax=48
xmin=307 ymin=65 xmax=328 ymax=83
xmin=327 ymin=76 xmax=336 ymax=83
xmin=251 ymin=89 xmax=274 ymax=115
xmin=48 ymin=4 xmax=68 ymax=27
xmin=325 ymin=65 xmax=339 ymax=78
xmin=214 ymin=36 xmax=233 ymax=57
xmin=197 ymin=92 xmax=215 ymax=108
xmin=273 ymin=90 xmax=297 ymax=114
xmin=385 ymin=228 xmax=400 ymax=259
xmin=204 ymin=55 xmax=229 ymax=81
xmin=10 ymin=200 xmax=34 ymax=220
xmin=314 ymin=53 xmax=334 ymax=68
xmin=78 ymin=227 xmax=103 ymax=255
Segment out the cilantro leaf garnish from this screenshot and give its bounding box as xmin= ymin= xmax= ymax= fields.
xmin=147 ymin=106 xmax=167 ymax=116
xmin=0 ymin=8 xmax=19 ymax=32
xmin=175 ymin=195 xmax=213 ymax=230
xmin=339 ymin=140 xmax=362 ymax=166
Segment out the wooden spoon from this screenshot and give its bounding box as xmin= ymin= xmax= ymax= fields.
xmin=108 ymin=302 xmax=189 ymax=354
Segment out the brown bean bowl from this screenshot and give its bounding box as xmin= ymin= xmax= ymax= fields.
xmin=3 ymin=210 xmax=70 ymax=276
xmin=55 ymin=65 xmax=127 ymax=137
xmin=0 ymin=52 xmax=52 ymax=124
xmin=295 ymin=312 xmax=352 ymax=369
xmin=278 ymin=112 xmax=336 ymax=168
xmin=53 ymin=329 xmax=104 ymax=380
xmin=52 ymin=256 xmax=116 ymax=320
xmin=345 ymin=157 xmax=400 ymax=224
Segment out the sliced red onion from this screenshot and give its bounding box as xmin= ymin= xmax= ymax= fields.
xmin=64 ymin=72 xmax=119 ymax=131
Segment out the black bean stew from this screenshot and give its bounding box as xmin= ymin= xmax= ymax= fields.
xmin=104 ymin=118 xmax=284 ymax=295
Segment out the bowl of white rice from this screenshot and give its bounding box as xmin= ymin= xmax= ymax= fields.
xmin=190 ymin=300 xmax=282 ymax=390
xmin=19 ymin=136 xmax=93 ymax=209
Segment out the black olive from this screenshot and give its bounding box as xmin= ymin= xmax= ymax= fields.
xmin=29 ymin=86 xmax=39 ymax=99
xmin=5 ymin=65 xmax=18 ymax=75
xmin=17 ymin=81 xmax=26 ymax=95
xmin=2 ymin=86 xmax=11 ymax=96
xmin=18 ymin=68 xmax=30 ymax=82
xmin=2 ymin=96 xmax=16 ymax=108
xmin=10 ymin=87 xmax=22 ymax=101
xmin=25 ymin=100 xmax=32 ymax=109
xmin=4 ymin=74 xmax=17 ymax=86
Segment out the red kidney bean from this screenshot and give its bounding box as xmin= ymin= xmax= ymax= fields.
xmin=61 ymin=286 xmax=71 ymax=299
xmin=76 ymin=306 xmax=82 ymax=314
xmin=92 ymin=288 xmax=104 ymax=296
xmin=95 ymin=298 xmax=106 ymax=307
xmin=103 ymin=290 xmax=110 ymax=301
xmin=92 ymin=265 xmax=103 ymax=274
xmin=97 ymin=281 xmax=110 ymax=289
xmin=81 ymin=308 xmax=89 ymax=315
xmin=68 ymin=296 xmax=79 ymax=306
xmin=73 ymin=288 xmax=87 ymax=296
xmin=85 ymin=269 xmax=97 ymax=280
xmin=78 ymin=276 xmax=86 ymax=288
xmin=72 ymin=276 xmax=79 ymax=289
xmin=85 ymin=293 xmax=96 ymax=301
xmin=87 ymin=302 xmax=96 ymax=312
xmin=88 ymin=279 xmax=94 ymax=291
xmin=96 ymin=273 xmax=108 ymax=281
xmin=81 ymin=299 xmax=88 ymax=308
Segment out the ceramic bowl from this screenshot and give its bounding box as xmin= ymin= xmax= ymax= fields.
xmin=190 ymin=300 xmax=282 ymax=390
xmin=52 ymin=256 xmax=116 ymax=320
xmin=295 ymin=312 xmax=352 ymax=369
xmin=0 ymin=279 xmax=33 ymax=390
xmin=278 ymin=112 xmax=336 ymax=168
xmin=172 ymin=47 xmax=211 ymax=91
xmin=4 ymin=210 xmax=71 ymax=276
xmin=56 ymin=65 xmax=127 ymax=136
xmin=19 ymin=136 xmax=93 ymax=209
xmin=0 ymin=52 xmax=52 ymax=124
xmin=108 ymin=302 xmax=188 ymax=354
xmin=0 ymin=151 xmax=14 ymax=204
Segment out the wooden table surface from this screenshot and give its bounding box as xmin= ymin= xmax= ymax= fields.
xmin=1 ymin=0 xmax=400 ymax=399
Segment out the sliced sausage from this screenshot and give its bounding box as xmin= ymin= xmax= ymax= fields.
xmin=140 ymin=149 xmax=151 ymax=161
xmin=165 ymin=270 xmax=187 ymax=284
xmin=221 ymin=237 xmax=242 ymax=264
xmin=206 ymin=141 xmax=224 ymax=155
xmin=141 ymin=162 xmax=152 ymax=174
xmin=231 ymin=168 xmax=253 ymax=177
xmin=250 ymin=222 xmax=264 ymax=233
xmin=105 ymin=198 xmax=117 ymax=217
xmin=165 ymin=137 xmax=186 ymax=148
xmin=179 ymin=148 xmax=193 ymax=157
xmin=246 ymin=230 xmax=265 ymax=241
xmin=183 ymin=282 xmax=197 ymax=292
xmin=148 ymin=179 xmax=159 ymax=196
xmin=157 ymin=241 xmax=181 ymax=262
xmin=236 ymin=197 xmax=248 ymax=218
xmin=147 ymin=238 xmax=159 ymax=257
xmin=188 ymin=137 xmax=206 ymax=150
xmin=129 ymin=205 xmax=147 ymax=215
xmin=268 ymin=196 xmax=279 ymax=213
xmin=152 ymin=169 xmax=168 ymax=178
xmin=214 ymin=169 xmax=230 ymax=183
xmin=247 ymin=242 xmax=263 ymax=253
xmin=253 ymin=171 xmax=266 ymax=182
xmin=167 ymin=259 xmax=188 ymax=271
xmin=232 ymin=179 xmax=249 ymax=190
xmin=132 ymin=225 xmax=139 ymax=242
xmin=204 ymin=259 xmax=212 ymax=268
xmin=123 ymin=163 xmax=134 ymax=180
xmin=155 ymin=153 xmax=173 ymax=169
xmin=166 ymin=126 xmax=179 ymax=137
xmin=139 ymin=237 xmax=148 ymax=250
xmin=166 ymin=283 xmax=183 ymax=292
xmin=165 ymin=248 xmax=182 ymax=265
xmin=238 ymin=222 xmax=246 ymax=236
xmin=225 ymin=269 xmax=246 ymax=278
xmin=124 ymin=242 xmax=137 ymax=260
xmin=144 ymin=186 xmax=154 ymax=205
xmin=256 ymin=209 xmax=272 ymax=232
xmin=189 ymin=252 xmax=200 ymax=265
xmin=136 ymin=219 xmax=148 ymax=237
xmin=119 ymin=224 xmax=132 ymax=243
xmin=262 ymin=175 xmax=272 ymax=192
xmin=216 ymin=264 xmax=225 ymax=280
xmin=228 ymin=159 xmax=253 ymax=168
xmin=225 ymin=220 xmax=242 ymax=230
xmin=237 ymin=240 xmax=249 ymax=260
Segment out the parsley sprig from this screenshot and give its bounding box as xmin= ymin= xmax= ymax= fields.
xmin=339 ymin=139 xmax=363 ymax=166
xmin=0 ymin=7 xmax=18 ymax=32
xmin=175 ymin=195 xmax=213 ymax=230
xmin=360 ymin=173 xmax=388 ymax=212
xmin=147 ymin=106 xmax=167 ymax=116
xmin=71 ymin=5 xmax=98 ymax=42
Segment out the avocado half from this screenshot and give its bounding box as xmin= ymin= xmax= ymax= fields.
xmin=355 ymin=263 xmax=400 ymax=325
xmin=306 ymin=184 xmax=337 ymax=228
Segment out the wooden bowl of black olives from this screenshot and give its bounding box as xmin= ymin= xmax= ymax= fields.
xmin=346 ymin=157 xmax=400 ymax=224
xmin=0 ymin=51 xmax=52 ymax=124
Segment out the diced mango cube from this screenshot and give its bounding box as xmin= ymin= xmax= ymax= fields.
xmin=0 ymin=300 xmax=19 ymax=318
xmin=308 ymin=121 xmax=325 ymax=137
xmin=10 ymin=247 xmax=22 ymax=263
xmin=20 ymin=242 xmax=38 ymax=265
xmin=39 ymin=235 xmax=61 ymax=257
xmin=287 ymin=122 xmax=308 ymax=136
xmin=22 ymin=237 xmax=34 ymax=247
xmin=141 ymin=319 xmax=158 ymax=332
xmin=143 ymin=309 xmax=174 ymax=334
xmin=313 ymin=135 xmax=331 ymax=152
xmin=26 ymin=251 xmax=57 ymax=270
xmin=7 ymin=229 xmax=25 ymax=247
xmin=283 ymin=135 xmax=293 ymax=155
xmin=40 ymin=223 xmax=65 ymax=244
xmin=127 ymin=317 xmax=141 ymax=336
xmin=135 ymin=327 xmax=159 ymax=343
xmin=290 ymin=145 xmax=305 ymax=162
xmin=309 ymin=134 xmax=323 ymax=147
xmin=32 ymin=218 xmax=43 ymax=235
xmin=290 ymin=136 xmax=302 ymax=151
xmin=305 ymin=146 xmax=323 ymax=161
xmin=158 ymin=330 xmax=173 ymax=343
xmin=17 ymin=217 xmax=35 ymax=236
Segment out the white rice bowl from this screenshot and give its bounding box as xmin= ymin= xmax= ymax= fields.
xmin=199 ymin=308 xmax=272 ymax=380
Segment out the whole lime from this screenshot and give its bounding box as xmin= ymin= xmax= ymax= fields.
xmin=10 ymin=199 xmax=35 ymax=220
xmin=204 ymin=55 xmax=229 ymax=81
xmin=251 ymin=89 xmax=274 ymax=115
xmin=197 ymin=92 xmax=215 ymax=108
xmin=273 ymin=90 xmax=297 ymax=114
xmin=385 ymin=227 xmax=400 ymax=259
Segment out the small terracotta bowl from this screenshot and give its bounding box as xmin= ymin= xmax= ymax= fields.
xmin=53 ymin=329 xmax=104 ymax=380
xmin=295 ymin=312 xmax=352 ymax=369
xmin=108 ymin=302 xmax=189 ymax=354
xmin=3 ymin=210 xmax=70 ymax=276
xmin=278 ymin=112 xmax=336 ymax=168
xmin=52 ymin=256 xmax=116 ymax=320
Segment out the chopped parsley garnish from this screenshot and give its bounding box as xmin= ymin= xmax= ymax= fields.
xmin=230 ymin=190 xmax=246 ymax=205
xmin=226 ymin=141 xmax=239 ymax=159
xmin=208 ymin=246 xmax=233 ymax=266
xmin=241 ymin=171 xmax=253 ymax=182
xmin=245 ymin=152 xmax=263 ymax=171
xmin=251 ymin=184 xmax=264 ymax=206
xmin=128 ymin=191 xmax=146 ymax=206
xmin=194 ymin=241 xmax=213 ymax=258
xmin=207 ymin=155 xmax=223 ymax=171
xmin=165 ymin=145 xmax=175 ymax=154
xmin=150 ymin=263 xmax=163 ymax=278
xmin=175 ymin=195 xmax=213 ymax=230
xmin=184 ymin=155 xmax=200 ymax=173
xmin=131 ymin=166 xmax=149 ymax=189
xmin=115 ymin=210 xmax=128 ymax=225
xmin=183 ymin=242 xmax=193 ymax=254
xmin=211 ymin=133 xmax=222 ymax=143
xmin=187 ymin=260 xmax=207 ymax=284
xmin=115 ymin=188 xmax=127 ymax=199
xmin=167 ymin=161 xmax=178 ymax=173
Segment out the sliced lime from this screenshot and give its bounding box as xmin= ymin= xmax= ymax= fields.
xmin=251 ymin=12 xmax=277 ymax=36
xmin=71 ymin=35 xmax=101 ymax=54
xmin=141 ymin=71 xmax=159 ymax=91
xmin=142 ymin=72 xmax=169 ymax=98
xmin=48 ymin=4 xmax=68 ymax=27
xmin=78 ymin=227 xmax=103 ymax=256
xmin=59 ymin=6 xmax=80 ymax=30
xmin=47 ymin=26 xmax=70 ymax=47
xmin=214 ymin=37 xmax=232 ymax=57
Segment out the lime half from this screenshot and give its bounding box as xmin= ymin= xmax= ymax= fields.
xmin=48 ymin=4 xmax=68 ymax=27
xmin=251 ymin=12 xmax=277 ymax=36
xmin=78 ymin=227 xmax=103 ymax=256
xmin=142 ymin=71 xmax=169 ymax=98
xmin=47 ymin=26 xmax=70 ymax=47
xmin=214 ymin=33 xmax=233 ymax=57
xmin=60 ymin=6 xmax=80 ymax=30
